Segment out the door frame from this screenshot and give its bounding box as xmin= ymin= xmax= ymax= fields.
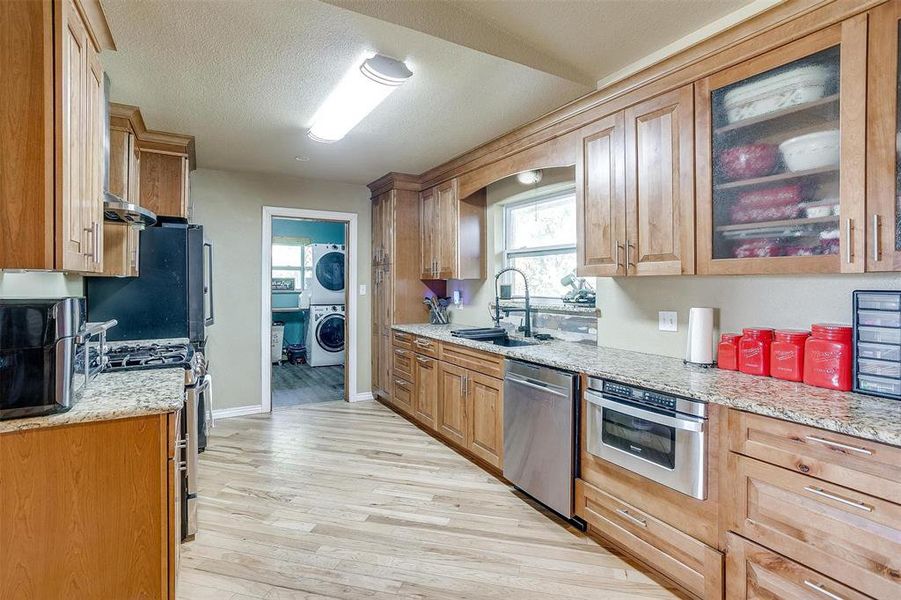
xmin=261 ymin=206 xmax=359 ymax=413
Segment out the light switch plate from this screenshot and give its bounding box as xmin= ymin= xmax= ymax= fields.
xmin=659 ymin=311 xmax=678 ymax=332
xmin=359 ymin=284 xmax=367 ymax=296
xmin=452 ymin=290 xmax=461 ymax=305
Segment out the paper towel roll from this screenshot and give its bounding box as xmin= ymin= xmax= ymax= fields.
xmin=685 ymin=307 xmax=715 ymax=366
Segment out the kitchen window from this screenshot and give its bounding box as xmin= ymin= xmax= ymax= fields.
xmin=272 ymin=241 xmax=312 ymax=290
xmin=503 ymin=188 xmax=577 ymax=299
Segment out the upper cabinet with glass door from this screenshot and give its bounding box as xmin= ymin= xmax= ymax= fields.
xmin=867 ymin=0 xmax=901 ymax=272
xmin=696 ymin=19 xmax=867 ymax=274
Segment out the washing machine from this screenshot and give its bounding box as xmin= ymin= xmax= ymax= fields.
xmin=310 ymin=243 xmax=345 ymax=304
xmin=306 ymin=304 xmax=345 ymax=367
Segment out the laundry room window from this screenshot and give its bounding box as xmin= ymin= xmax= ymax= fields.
xmin=503 ymin=188 xmax=577 ymax=299
xmin=272 ymin=239 xmax=312 ymax=290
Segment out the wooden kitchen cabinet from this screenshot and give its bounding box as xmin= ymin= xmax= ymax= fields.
xmin=696 ymin=19 xmax=868 ymax=275
xmin=419 ymin=178 xmax=485 ymax=280
xmin=0 ymin=0 xmax=113 ymax=272
xmin=725 ymin=533 xmax=871 ymax=600
xmin=575 ymin=112 xmax=627 ymax=277
xmin=139 ymin=149 xmax=192 ymax=219
xmin=0 ymin=413 xmax=178 ymax=599
xmin=465 ymin=371 xmax=503 ymax=469
xmin=867 ymin=0 xmax=901 ymax=272
xmin=437 ymin=361 xmax=468 ymax=447
xmin=625 ymin=84 xmax=695 ymax=276
xmin=574 ymin=84 xmax=693 ymax=277
xmin=726 ymin=452 xmax=901 ymax=599
xmin=413 ymin=354 xmax=438 ymax=429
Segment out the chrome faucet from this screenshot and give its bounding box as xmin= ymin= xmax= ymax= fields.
xmin=494 ymin=267 xmax=532 ymax=338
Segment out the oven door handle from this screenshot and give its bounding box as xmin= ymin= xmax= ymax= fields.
xmin=586 ymin=391 xmax=705 ymax=432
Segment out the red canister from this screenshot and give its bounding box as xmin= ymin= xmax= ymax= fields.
xmin=770 ymin=329 xmax=810 ymax=382
xmin=717 ymin=333 xmax=742 ymax=370
xmin=739 ymin=328 xmax=774 ymax=376
xmin=803 ymin=324 xmax=853 ymax=391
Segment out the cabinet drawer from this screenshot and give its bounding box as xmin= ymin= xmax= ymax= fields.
xmin=392 ymin=377 xmax=414 ymax=416
xmin=392 ymin=346 xmax=413 ymax=381
xmin=393 ymin=330 xmax=413 ymax=351
xmin=439 ymin=342 xmax=504 ymax=379
xmin=725 ymin=533 xmax=871 ymax=600
xmin=727 ymin=453 xmax=901 ymax=599
xmin=412 ymin=336 xmax=439 ymax=358
xmin=575 ymin=479 xmax=723 ymax=599
xmin=729 ymin=410 xmax=901 ymax=504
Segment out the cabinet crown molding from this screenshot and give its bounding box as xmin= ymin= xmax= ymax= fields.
xmin=367 ymin=172 xmax=421 ymax=197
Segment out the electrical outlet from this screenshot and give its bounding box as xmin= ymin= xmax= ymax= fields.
xmin=452 ymin=290 xmax=461 ymax=305
xmin=359 ymin=284 xmax=367 ymax=296
xmin=659 ymin=311 xmax=678 ymax=332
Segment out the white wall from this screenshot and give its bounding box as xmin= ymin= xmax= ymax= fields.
xmin=0 ymin=272 xmax=83 ymax=298
xmin=190 ymin=168 xmax=372 ymax=411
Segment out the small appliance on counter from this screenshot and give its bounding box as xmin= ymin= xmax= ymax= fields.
xmin=853 ymin=291 xmax=901 ymax=400
xmin=560 ymin=272 xmax=596 ymax=306
xmin=0 ymin=298 xmax=117 ymax=420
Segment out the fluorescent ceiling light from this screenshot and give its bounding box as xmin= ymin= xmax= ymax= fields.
xmin=308 ymin=54 xmax=413 ymax=143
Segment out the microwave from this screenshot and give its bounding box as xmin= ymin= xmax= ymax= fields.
xmin=0 ymin=298 xmax=86 ymax=420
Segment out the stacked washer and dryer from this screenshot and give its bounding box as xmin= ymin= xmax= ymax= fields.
xmin=306 ymin=243 xmax=346 ymax=367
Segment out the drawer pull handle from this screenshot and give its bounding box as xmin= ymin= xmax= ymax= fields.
xmin=803 ymin=486 xmax=872 ymax=512
xmin=416 ymin=357 xmax=432 ymax=366
xmin=395 ymin=379 xmax=409 ymax=389
xmin=615 ymin=508 xmax=647 ymax=528
xmin=803 ymin=580 xmax=847 ymax=600
xmin=415 ymin=339 xmax=432 ymax=347
xmin=804 ymin=435 xmax=873 ymax=456
xmin=394 ymin=349 xmax=408 ymax=356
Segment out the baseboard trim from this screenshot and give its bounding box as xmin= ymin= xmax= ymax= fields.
xmin=350 ymin=392 xmax=374 ymax=403
xmin=213 ymin=405 xmax=263 ymax=419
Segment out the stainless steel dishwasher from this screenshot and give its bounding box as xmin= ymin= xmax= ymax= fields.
xmin=503 ymin=359 xmax=579 ymax=519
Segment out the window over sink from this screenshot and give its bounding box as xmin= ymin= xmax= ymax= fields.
xmin=503 ymin=187 xmax=577 ymax=299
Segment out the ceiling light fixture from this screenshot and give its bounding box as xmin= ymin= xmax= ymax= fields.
xmin=307 ymin=53 xmax=413 ymax=143
xmin=516 ymin=170 xmax=543 ymax=185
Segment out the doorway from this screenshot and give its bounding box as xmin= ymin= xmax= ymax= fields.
xmin=261 ymin=207 xmax=358 ymax=412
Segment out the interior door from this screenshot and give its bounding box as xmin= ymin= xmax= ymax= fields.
xmin=576 ymin=111 xmax=627 ymax=277
xmin=867 ymin=1 xmax=901 ymax=272
xmin=413 ymin=355 xmax=437 ymax=428
xmin=437 ymin=362 xmax=467 ymax=446
xmin=419 ymin=186 xmax=436 ymax=278
xmin=435 ymin=179 xmax=459 ymax=278
xmin=625 ymin=84 xmax=695 ymax=276
xmin=466 ymin=372 xmax=503 ymax=468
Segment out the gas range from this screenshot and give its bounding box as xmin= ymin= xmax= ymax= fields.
xmin=106 ymin=340 xmax=206 ymax=385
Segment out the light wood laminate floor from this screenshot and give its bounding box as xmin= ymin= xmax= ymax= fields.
xmin=178 ymin=400 xmax=682 ymax=600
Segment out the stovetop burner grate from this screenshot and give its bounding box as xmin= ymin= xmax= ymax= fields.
xmin=106 ymin=343 xmax=193 ymax=370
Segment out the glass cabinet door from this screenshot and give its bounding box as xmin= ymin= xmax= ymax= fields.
xmin=867 ymin=0 xmax=901 ymax=272
xmin=696 ymin=21 xmax=867 ymax=274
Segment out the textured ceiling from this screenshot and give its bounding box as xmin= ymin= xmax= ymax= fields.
xmin=100 ymin=0 xmax=591 ymax=184
xmin=325 ymin=0 xmax=756 ymax=86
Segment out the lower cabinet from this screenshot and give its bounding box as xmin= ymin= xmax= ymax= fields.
xmin=576 ymin=479 xmax=723 ymax=599
xmin=0 ymin=412 xmax=179 ymax=599
xmin=387 ymin=335 xmax=504 ymax=472
xmin=726 ymin=533 xmax=872 ymax=600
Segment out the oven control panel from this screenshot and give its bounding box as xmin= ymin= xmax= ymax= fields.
xmin=602 ymin=380 xmax=678 ymax=411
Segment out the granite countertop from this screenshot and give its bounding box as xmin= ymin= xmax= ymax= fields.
xmin=0 ymin=368 xmax=185 ymax=434
xmin=395 ymin=323 xmax=901 ymax=447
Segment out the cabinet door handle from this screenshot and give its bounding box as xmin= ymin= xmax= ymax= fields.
xmin=626 ymin=241 xmax=636 ymax=268
xmin=805 ymin=435 xmax=873 ymax=456
xmin=872 ymin=214 xmax=881 ymax=262
xmin=84 ymin=226 xmax=96 ymax=260
xmin=803 ymin=580 xmax=847 ymax=600
xmin=615 ymin=508 xmax=647 ymax=528
xmin=462 ymin=374 xmax=467 ymax=395
xmin=845 ymin=218 xmax=853 ymax=264
xmin=803 ymin=486 xmax=872 ymax=512
xmin=93 ymin=222 xmax=101 ymax=263
xmin=615 ymin=242 xmax=624 ymax=270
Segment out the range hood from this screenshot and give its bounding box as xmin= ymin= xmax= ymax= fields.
xmin=102 ymin=74 xmax=157 ymax=228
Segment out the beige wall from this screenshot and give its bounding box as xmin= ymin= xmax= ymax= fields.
xmin=0 ymin=272 xmax=83 ymax=298
xmin=190 ymin=168 xmax=372 ymax=412
xmin=596 ymin=273 xmax=901 ymax=359
xmin=448 ymin=167 xmax=576 ymax=325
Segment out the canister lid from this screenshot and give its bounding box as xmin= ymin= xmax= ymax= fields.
xmin=720 ymin=333 xmax=742 ymax=342
xmin=742 ymin=327 xmax=774 ymax=339
xmin=811 ymin=323 xmax=852 ymax=340
xmin=774 ymin=329 xmax=811 ymax=342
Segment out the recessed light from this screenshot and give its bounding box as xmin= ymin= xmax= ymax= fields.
xmin=294 ymin=156 xmax=310 ymax=162
xmin=307 ymin=53 xmax=413 ymax=143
